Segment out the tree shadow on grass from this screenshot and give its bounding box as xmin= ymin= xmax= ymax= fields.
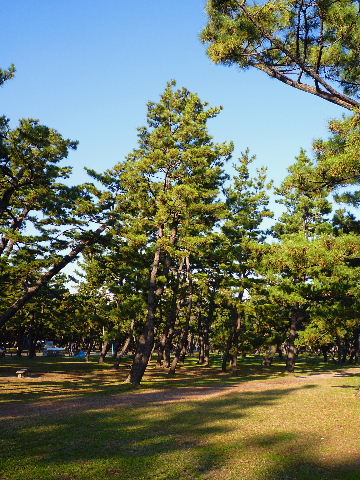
xmin=0 ymin=386 xmax=304 ymax=479
xmin=1 ymin=383 xmax=358 ymax=480
xmin=0 ymin=355 xmax=358 ymax=408
xmin=241 ymin=433 xmax=359 ymax=480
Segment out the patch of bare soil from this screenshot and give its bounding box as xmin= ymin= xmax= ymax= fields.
xmin=0 ymin=368 xmax=358 ymax=420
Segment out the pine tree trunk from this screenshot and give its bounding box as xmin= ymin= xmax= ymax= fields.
xmin=112 ymin=340 xmax=121 ymax=359
xmin=169 ymin=257 xmax=192 ymax=376
xmin=99 ymin=340 xmax=111 ymax=363
xmin=203 ymin=286 xmax=216 ymax=367
xmin=342 ymin=337 xmax=349 ymax=363
xmin=158 ymin=295 xmax=178 ymax=368
xmin=231 ymin=309 xmax=242 ymax=374
xmin=262 ymin=344 xmax=277 ymax=367
xmin=336 ymin=337 xmax=343 ymax=364
xmin=203 ymin=324 xmax=210 ymax=366
xmin=114 ymin=320 xmax=135 ymax=368
xmin=198 ymin=334 xmax=205 ymax=364
xmin=277 ymin=346 xmax=284 ymax=360
xmin=222 ymin=333 xmax=233 ymax=372
xmin=285 ymin=309 xmax=302 ymax=373
xmin=85 ymin=342 xmax=93 ymax=362
xmin=125 ymin=245 xmax=162 ymax=385
xmin=125 ymin=221 xmax=179 ymax=385
xmin=156 ymin=336 xmax=165 ymax=366
xmin=158 ymin=261 xmax=183 ymax=368
xmin=188 ymin=332 xmax=195 ymax=355
xmin=320 ymin=346 xmax=329 ymax=363
xmin=0 ymin=222 xmax=110 ymax=329
xmin=198 ymin=307 xmax=205 ymax=364
xmin=28 ymin=337 xmax=37 ymax=358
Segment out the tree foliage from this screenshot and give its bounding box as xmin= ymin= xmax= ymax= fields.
xmin=202 ymin=0 xmax=360 ymax=110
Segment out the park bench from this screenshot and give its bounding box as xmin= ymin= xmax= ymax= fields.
xmin=16 ymin=368 xmax=29 ymax=378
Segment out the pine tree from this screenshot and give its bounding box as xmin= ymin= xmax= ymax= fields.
xmin=261 ymin=150 xmax=359 ymax=371
xmin=106 ymin=81 xmax=233 ymax=385
xmin=201 ymin=0 xmax=359 ymax=110
xmin=219 ymin=150 xmax=273 ymax=371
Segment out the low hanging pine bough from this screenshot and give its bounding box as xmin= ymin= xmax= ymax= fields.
xmin=202 ymin=0 xmax=360 ymax=111
xmin=0 ymin=221 xmax=111 ymax=328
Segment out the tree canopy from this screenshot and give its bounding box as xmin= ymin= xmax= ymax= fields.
xmin=201 ymin=0 xmax=360 ymax=111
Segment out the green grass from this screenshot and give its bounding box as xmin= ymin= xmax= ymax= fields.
xmin=0 ymin=354 xmax=355 ymax=404
xmin=0 ymin=355 xmax=359 ymax=479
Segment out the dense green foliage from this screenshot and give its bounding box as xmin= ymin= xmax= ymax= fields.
xmin=201 ymin=0 xmax=360 ymax=110
xmin=0 ymin=20 xmax=359 ymax=382
xmin=0 ymin=8 xmax=358 ymax=480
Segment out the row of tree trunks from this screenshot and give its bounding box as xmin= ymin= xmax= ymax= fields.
xmin=201 ymin=286 xmax=216 ymax=366
xmin=168 ymin=257 xmax=193 ymax=375
xmin=156 ymin=264 xmax=182 ymax=368
xmin=221 ymin=303 xmax=242 ymax=373
xmin=114 ymin=319 xmax=135 ymax=367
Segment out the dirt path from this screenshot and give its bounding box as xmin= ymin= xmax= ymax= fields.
xmin=0 ymin=368 xmax=358 ymax=420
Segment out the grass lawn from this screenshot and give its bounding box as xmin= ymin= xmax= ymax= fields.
xmin=0 ymin=355 xmax=359 ymax=480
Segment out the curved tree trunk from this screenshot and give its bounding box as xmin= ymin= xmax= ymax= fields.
xmin=125 ymin=221 xmax=178 ymax=385
xmin=114 ymin=319 xmax=135 ymax=368
xmin=99 ymin=340 xmax=111 ymax=363
xmin=125 ymin=242 xmax=162 ymax=385
xmin=0 ymin=222 xmax=110 ymax=329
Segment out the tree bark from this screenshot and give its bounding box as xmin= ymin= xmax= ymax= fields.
xmin=231 ymin=308 xmax=242 ymax=373
xmin=99 ymin=340 xmax=111 ymax=363
xmin=222 ymin=332 xmax=233 ymax=372
xmin=157 ymin=289 xmax=179 ymax=368
xmin=188 ymin=332 xmax=195 ymax=355
xmin=125 ymin=237 xmax=163 ymax=385
xmin=198 ymin=308 xmax=205 ymax=364
xmin=85 ymin=341 xmax=93 ymax=362
xmin=114 ymin=319 xmax=135 ymax=368
xmin=125 ymin=221 xmax=179 ymax=385
xmin=169 ymin=257 xmax=193 ymax=375
xmin=285 ymin=308 xmax=303 ymax=373
xmin=320 ymin=346 xmax=329 ymax=363
xmin=262 ymin=343 xmax=278 ymax=367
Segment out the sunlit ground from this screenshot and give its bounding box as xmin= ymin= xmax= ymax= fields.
xmin=0 ymin=355 xmax=359 ymax=479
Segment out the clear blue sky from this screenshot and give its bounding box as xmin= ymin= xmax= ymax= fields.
xmin=2 ymin=0 xmax=343 ymax=193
